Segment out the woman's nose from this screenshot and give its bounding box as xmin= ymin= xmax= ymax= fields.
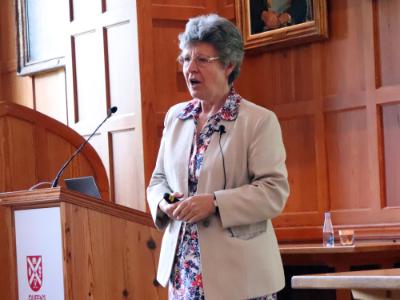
xmin=186 ymin=57 xmax=199 ymax=72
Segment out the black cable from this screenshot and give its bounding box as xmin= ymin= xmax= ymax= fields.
xmin=218 ymin=132 xmax=226 ymax=190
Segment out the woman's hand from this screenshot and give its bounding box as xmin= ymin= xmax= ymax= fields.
xmin=159 ymin=192 xmax=183 ymax=219
xmin=172 ymin=194 xmax=215 ymax=223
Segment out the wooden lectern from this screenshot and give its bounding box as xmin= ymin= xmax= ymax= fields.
xmin=0 ymin=188 xmax=166 ymax=300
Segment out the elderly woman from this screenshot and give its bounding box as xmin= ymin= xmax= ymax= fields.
xmin=147 ymin=14 xmax=289 ymax=300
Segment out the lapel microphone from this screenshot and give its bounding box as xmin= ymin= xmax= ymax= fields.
xmin=50 ymin=106 xmax=118 ymax=188
xmin=218 ymin=125 xmax=226 ymax=135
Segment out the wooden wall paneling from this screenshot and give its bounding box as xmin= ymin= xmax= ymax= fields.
xmin=66 ymin=0 xmax=146 ymax=208
xmin=152 ymin=0 xmax=205 ymax=5
xmin=372 ymin=0 xmax=400 ymax=217
xmin=2 ymin=117 xmax=37 ymax=191
xmin=0 ymin=0 xmax=68 ymax=125
xmin=322 ymin=0 xmax=366 ymax=101
xmin=152 ymin=19 xmax=188 ymax=109
xmin=104 ymin=6 xmax=145 ymax=208
xmin=136 ymin=0 xmax=400 ymax=243
xmin=320 ymin=1 xmax=382 ymax=228
xmin=138 ymin=0 xmax=214 ymax=188
xmin=87 ymin=135 xmax=111 ymax=177
xmin=34 ymin=69 xmax=68 ymax=124
xmin=66 ymin=0 xmax=109 ymax=191
xmin=0 ymin=118 xmax=5 ymax=188
xmin=137 ymin=0 xmax=158 ymax=189
xmin=104 ymin=10 xmax=146 ymax=210
xmin=0 ymin=0 xmax=18 ymax=70
xmin=237 ymin=28 xmax=328 ymax=239
xmin=238 ymin=44 xmax=316 ymax=111
xmin=105 ymin=0 xmax=130 ymax=11
xmin=0 ymin=1 xmax=4 ymax=96
xmin=361 ymin=0 xmax=381 ymax=213
xmin=376 ymin=85 xmax=400 ymax=105
xmin=275 ymin=40 xmax=332 ymax=241
xmin=0 ymin=71 xmax=34 ymax=108
xmin=73 ymin=30 xmax=106 ymax=122
xmin=45 ymin=131 xmax=97 ymax=183
xmin=238 ymin=54 xmax=278 ymax=107
xmin=0 ymin=102 xmax=109 ymax=198
xmin=325 ymin=108 xmax=370 ymax=210
xmin=280 ymin=116 xmax=318 ymax=213
xmin=112 ymin=129 xmax=146 ymax=210
xmin=218 ymin=0 xmax=235 ymax=19
xmin=71 ymin=0 xmax=103 ymax=21
xmin=374 ymin=0 xmax=400 ymax=88
xmin=276 ymin=47 xmax=316 ymax=105
xmin=105 ymin=21 xmax=138 ymax=115
xmin=151 ymin=0 xmax=209 ymax=21
xmin=380 ymin=103 xmax=400 ymax=208
xmin=311 ymin=42 xmax=330 ymax=215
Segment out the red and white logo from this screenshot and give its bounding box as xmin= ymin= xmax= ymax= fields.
xmin=27 ymin=256 xmax=43 ymax=292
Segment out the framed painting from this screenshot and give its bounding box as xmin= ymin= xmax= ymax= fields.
xmin=15 ymin=0 xmax=67 ymax=75
xmin=235 ymin=0 xmax=328 ymax=51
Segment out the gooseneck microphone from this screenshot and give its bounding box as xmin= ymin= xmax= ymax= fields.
xmin=50 ymin=106 xmax=118 ymax=188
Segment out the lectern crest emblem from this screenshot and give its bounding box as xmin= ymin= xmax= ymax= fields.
xmin=27 ymin=255 xmax=43 ymax=291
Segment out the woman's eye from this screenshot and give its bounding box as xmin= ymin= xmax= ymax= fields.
xmin=197 ymin=57 xmax=208 ymax=64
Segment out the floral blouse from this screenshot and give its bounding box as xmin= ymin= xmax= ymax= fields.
xmin=168 ymin=89 xmax=276 ymax=300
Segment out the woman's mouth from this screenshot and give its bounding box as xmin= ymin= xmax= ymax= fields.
xmin=189 ymin=78 xmax=201 ymax=87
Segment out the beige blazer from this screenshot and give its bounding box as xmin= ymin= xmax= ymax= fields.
xmin=147 ymin=98 xmax=289 ymax=300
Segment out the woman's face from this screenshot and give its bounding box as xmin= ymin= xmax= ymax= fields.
xmin=180 ymin=42 xmax=234 ymax=103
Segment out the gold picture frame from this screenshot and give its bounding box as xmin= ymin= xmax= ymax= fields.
xmin=235 ymin=0 xmax=328 ymax=51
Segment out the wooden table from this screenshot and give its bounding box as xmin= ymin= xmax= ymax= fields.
xmin=280 ymin=240 xmax=400 ymax=267
xmin=280 ymin=241 xmax=400 ymax=300
xmin=291 ymin=268 xmax=400 ymax=300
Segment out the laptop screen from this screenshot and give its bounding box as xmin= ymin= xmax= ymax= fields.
xmin=64 ymin=176 xmax=101 ymax=199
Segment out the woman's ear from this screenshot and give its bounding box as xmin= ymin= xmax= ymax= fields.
xmin=225 ymin=63 xmax=235 ymax=79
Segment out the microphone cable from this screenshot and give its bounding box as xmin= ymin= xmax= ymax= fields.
xmin=217 ymin=125 xmax=226 ymax=190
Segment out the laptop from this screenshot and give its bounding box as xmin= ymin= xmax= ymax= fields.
xmin=64 ymin=176 xmax=101 ymax=199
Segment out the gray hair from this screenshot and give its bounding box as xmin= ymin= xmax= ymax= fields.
xmin=178 ymin=14 xmax=244 ymax=85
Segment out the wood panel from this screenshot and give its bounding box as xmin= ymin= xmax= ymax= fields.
xmin=137 ymin=0 xmax=400 ymax=243
xmin=0 ymin=207 xmax=17 ymax=300
xmin=0 ymin=101 xmax=109 ymax=199
xmin=71 ymin=0 xmax=102 ymax=21
xmin=73 ymin=30 xmax=106 ymax=122
xmin=105 ymin=21 xmax=139 ymax=115
xmin=242 ymin=45 xmax=317 ymax=106
xmin=152 ymin=19 xmax=189 ymax=108
xmin=2 ymin=0 xmax=400 ymax=247
xmin=374 ymin=0 xmax=400 ymax=88
xmin=1 ymin=117 xmax=37 ymax=190
xmin=0 ymin=0 xmax=68 ymax=121
xmin=0 ymin=188 xmax=166 ymax=300
xmin=281 ymin=116 xmax=318 ymax=213
xmin=34 ymin=69 xmax=68 ymax=124
xmin=112 ymin=130 xmax=146 ymax=210
xmin=379 ymin=103 xmax=400 ymax=208
xmin=325 ymin=109 xmax=370 ymax=210
xmin=321 ymin=0 xmax=366 ymax=99
xmin=66 ymin=0 xmax=145 ymax=209
xmin=63 ymin=202 xmax=165 ymax=299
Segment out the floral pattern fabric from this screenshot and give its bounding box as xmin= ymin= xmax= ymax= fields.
xmin=168 ymin=89 xmax=276 ymax=300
